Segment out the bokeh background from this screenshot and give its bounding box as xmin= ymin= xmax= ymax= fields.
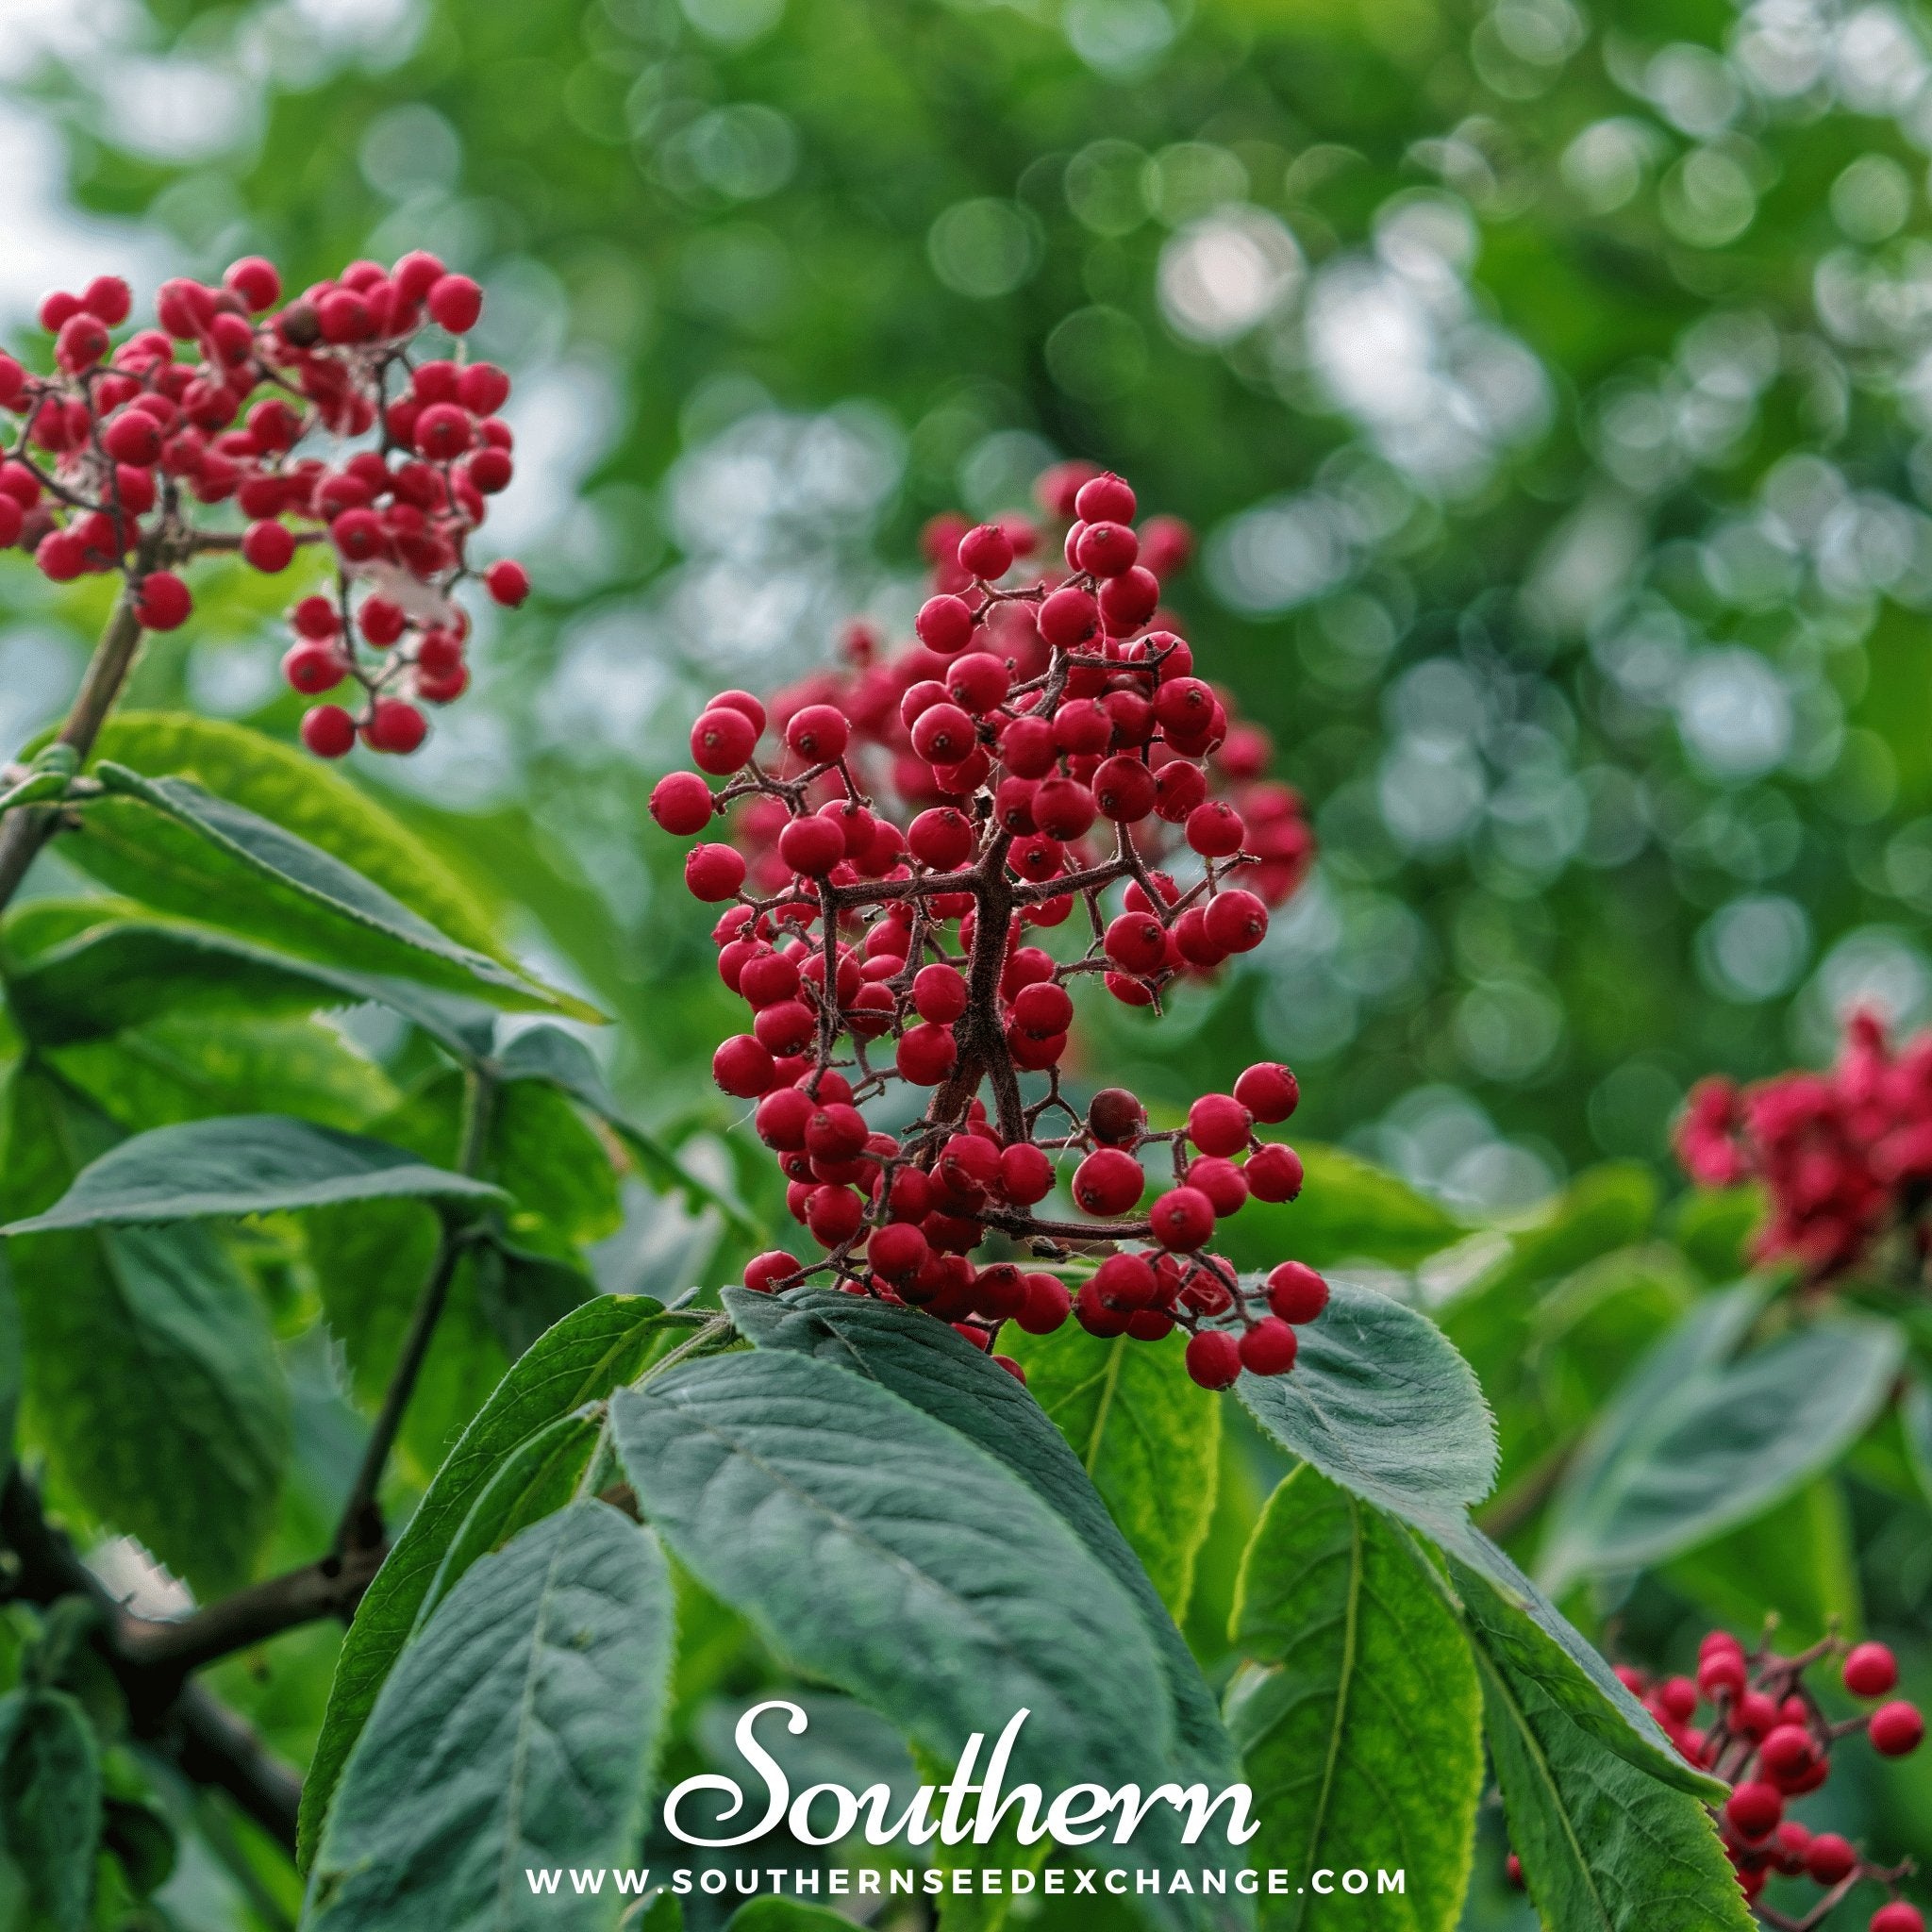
xmin=12 ymin=0 xmax=1932 ymax=1215
xmin=7 ymin=0 xmax=1932 ymax=1922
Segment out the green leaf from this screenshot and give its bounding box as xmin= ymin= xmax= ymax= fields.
xmin=1539 ymin=1291 xmax=1904 ymax=1591
xmin=307 ymin=1502 xmax=673 ymax=1932
xmin=719 ymin=1288 xmax=1240 ymax=1797
xmin=1662 ymin=1479 xmax=1859 ymax=1647
xmin=421 ymin=1410 xmax=604 ymax=1624
xmin=52 ymin=1010 xmax=396 ymax=1136
xmin=1473 ymin=1598 xmax=1752 ymax=1932
xmin=68 ymin=761 xmax=592 ymax=1017
xmin=0 ymin=1072 xmax=290 ymax=1590
xmin=1903 ymin=1380 xmax=1932 ymax=1507
xmin=2 ymin=1113 xmax=506 ymax=1233
xmin=0 ymin=1249 xmax=18 ymax=1470
xmin=86 ymin=712 xmax=504 ymax=958
xmin=1236 ymin=1278 xmax=1497 ymax=1532
xmin=1433 ymin=1519 xmax=1724 ymax=1802
xmin=300 ymin=1295 xmax=679 ymax=1869
xmin=724 ymin=1904 xmax=855 ymax=1931
xmin=21 ymin=1223 xmax=289 ymax=1591
xmin=1455 ymin=1245 xmax=1699 ymax=1522
xmin=1458 ymin=1165 xmax=1659 ymax=1312
xmin=1 ymin=900 xmax=499 ymax=1058
xmin=0 ymin=1688 xmax=101 ymax=1932
xmin=610 ymin=1350 xmax=1241 ymax=1925
xmin=495 ymin=1024 xmax=759 ymax=1240
xmin=1002 ymin=1321 xmax=1219 ymax=1619
xmin=1212 ymin=1144 xmax=1462 ymax=1272
xmin=1225 ymin=1467 xmax=1481 ymax=1932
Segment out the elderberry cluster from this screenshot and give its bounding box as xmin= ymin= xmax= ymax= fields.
xmin=1511 ymin=1631 xmax=1924 ymax=1927
xmin=650 ymin=463 xmax=1323 ymax=1388
xmin=1677 ymin=1011 xmax=1932 ymax=1285
xmin=0 ymin=257 xmax=527 ymax=758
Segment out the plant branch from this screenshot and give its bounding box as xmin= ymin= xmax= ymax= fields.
xmin=0 ymin=587 xmax=145 ymax=913
xmin=0 ymin=1468 xmax=317 ymax=1857
xmin=331 ymin=1066 xmax=496 ymax=1555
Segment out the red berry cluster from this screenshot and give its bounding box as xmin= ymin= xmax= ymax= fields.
xmin=0 ymin=257 xmax=528 ymax=759
xmin=1677 ymin=1010 xmax=1932 ymax=1285
xmin=1567 ymin=1633 xmax=1920 ymax=1927
xmin=650 ymin=463 xmax=1323 ymax=1387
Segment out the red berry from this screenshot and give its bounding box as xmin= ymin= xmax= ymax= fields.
xmin=359 ymin=596 xmax=407 ymax=647
xmin=1239 ymin=1317 xmax=1298 ymax=1376
xmin=1267 ymin=1261 xmax=1328 ymax=1323
xmin=1871 ymin=1701 xmax=1924 ymax=1757
xmin=777 ymin=814 xmax=846 ymax=875
xmin=292 ymin=594 xmax=341 ymax=639
xmin=908 ymin=807 xmax=975 ymax=870
xmin=102 ymin=410 xmax=161 ymax=465
xmin=1149 ymin=1185 xmax=1214 ymax=1250
xmin=913 ymin=963 xmax=969 ymax=1023
xmin=998 ymin=1142 xmax=1056 ymax=1205
xmin=785 ymin=704 xmax=850 ymax=763
xmin=1092 ymin=1253 xmax=1158 ymax=1309
xmin=684 ymin=843 xmax=747 ymax=903
xmin=945 ymin=652 xmax=1010 ymax=714
xmin=283 ymin=641 xmax=347 ymax=694
xmin=1012 ymin=980 xmax=1073 ymax=1038
xmin=1845 ymin=1643 xmax=1899 ymax=1698
xmin=1204 ymin=889 xmax=1268 ymax=954
xmin=1873 ymin=1904 xmax=1924 ymax=1932
xmin=958 ymin=523 xmax=1014 ymax=579
xmin=1185 ymin=1329 xmax=1242 ymax=1391
xmin=242 ymin=520 xmax=296 ymax=573
xmin=1244 ymin=1144 xmax=1305 ymax=1204
xmin=299 ymin=704 xmax=356 ymax=758
xmin=1074 ymin=472 xmax=1136 ymax=524
xmin=1073 ymin=1148 xmax=1144 ymax=1218
xmin=1017 ymin=1274 xmax=1071 ymax=1335
xmin=484 ymin=559 xmax=529 ymax=606
xmin=1236 ymin=1062 xmax=1300 ymax=1122
xmin=896 ymin=1024 xmax=958 ymax=1086
xmin=427 ymin=273 xmax=484 ymax=332
xmin=1188 ymin=1158 xmax=1248 ymax=1215
xmin=1104 ymin=911 xmax=1167 ymax=976
xmin=1088 ymin=1088 xmax=1146 ymax=1146
xmin=54 ymin=312 xmax=109 ymax=374
xmin=868 ymin=1222 xmax=928 ymax=1281
xmin=133 ymin=571 xmax=192 ymax=631
xmin=1038 ymin=585 xmax=1098 ymax=649
xmin=362 ymin=697 xmax=427 ymax=754
xmin=743 ymin=1250 xmax=802 ymax=1292
xmin=1724 ymin=1782 xmax=1782 ymax=1842
xmin=1099 ymin=566 xmax=1159 ymax=633
xmin=650 ymin=772 xmax=714 ymax=836
xmin=910 ymin=702 xmax=976 ymax=765
xmin=1758 ymin=1725 xmax=1819 ymax=1788
xmin=81 ymin=274 xmax=132 ymax=325
xmin=712 ymin=1034 xmax=776 ymax=1097
xmin=1806 ymin=1834 xmax=1857 ymax=1885
xmin=1699 ymin=1651 xmax=1748 ymax=1701
xmin=1091 ymin=755 xmax=1157 ymax=822
xmin=1186 ymin=801 xmax=1246 ymax=858
xmin=225 ymin=256 xmax=281 ymax=309
xmin=691 ymin=707 xmax=758 ymax=774
xmin=1188 ymin=1093 xmax=1252 ymax=1158
xmin=915 ymin=594 xmax=975 ymax=656
xmin=1074 ymin=520 xmax=1139 ymax=578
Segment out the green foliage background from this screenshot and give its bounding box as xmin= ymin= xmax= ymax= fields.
xmin=4 ymin=0 xmax=1932 ymax=1926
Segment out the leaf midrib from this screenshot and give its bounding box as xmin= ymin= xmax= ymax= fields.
xmin=1474 ymin=1646 xmax=1614 ymax=1932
